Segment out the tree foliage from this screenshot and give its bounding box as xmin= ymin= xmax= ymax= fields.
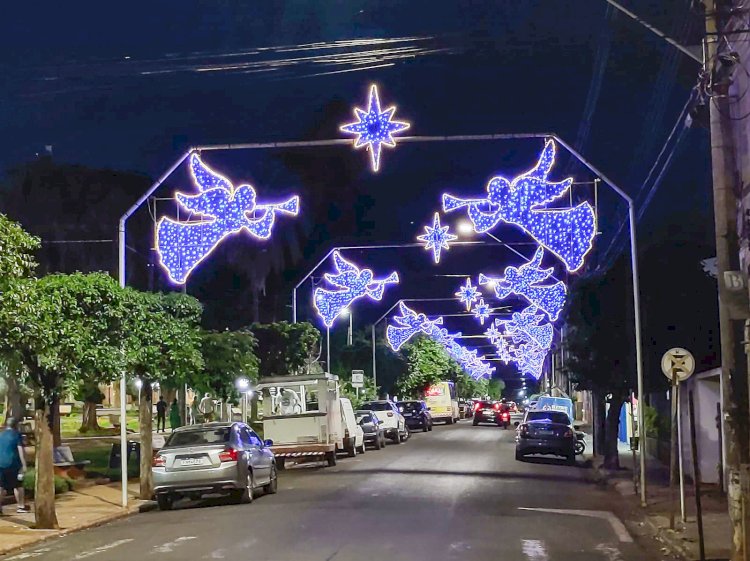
xmin=396 ymin=336 xmax=461 ymax=397
xmin=196 ymin=330 xmax=259 ymax=402
xmin=250 ymin=321 xmax=320 ymax=377
xmin=0 ymin=214 xmax=39 ymax=281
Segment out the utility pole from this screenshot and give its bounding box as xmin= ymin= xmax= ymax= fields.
xmin=705 ymin=2 xmax=747 ymax=559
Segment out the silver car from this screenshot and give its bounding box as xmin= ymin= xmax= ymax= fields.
xmin=152 ymin=422 xmax=277 ymax=510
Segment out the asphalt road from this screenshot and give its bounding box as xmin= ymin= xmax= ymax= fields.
xmin=4 ymin=422 xmax=659 ymax=561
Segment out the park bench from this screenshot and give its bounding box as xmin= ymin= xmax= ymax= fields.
xmin=53 ymin=445 xmax=91 ymax=478
xmin=95 ymin=407 xmax=123 ymax=428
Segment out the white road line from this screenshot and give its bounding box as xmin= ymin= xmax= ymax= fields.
xmin=5 ymin=548 xmax=52 ymax=560
xmin=153 ymin=536 xmax=197 ymax=553
xmin=518 ymin=508 xmax=633 ymax=543
xmin=595 ymin=543 xmax=624 ymax=561
xmin=521 ymin=539 xmax=549 ymax=561
xmin=74 ymin=539 xmax=134 ymax=559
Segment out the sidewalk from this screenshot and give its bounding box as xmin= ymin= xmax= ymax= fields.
xmin=591 ymin=441 xmax=730 ymax=561
xmin=0 ymin=481 xmax=148 ymax=557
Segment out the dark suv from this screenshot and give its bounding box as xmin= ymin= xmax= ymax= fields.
xmin=397 ymin=400 xmax=433 ymax=432
xmin=472 ymin=400 xmax=510 ymax=427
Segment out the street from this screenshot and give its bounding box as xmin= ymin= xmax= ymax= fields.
xmin=4 ymin=423 xmax=657 ymax=561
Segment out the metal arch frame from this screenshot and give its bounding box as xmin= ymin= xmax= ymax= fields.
xmin=117 ymin=131 xmax=645 ymax=508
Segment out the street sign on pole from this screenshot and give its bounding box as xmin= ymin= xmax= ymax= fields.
xmin=661 ymin=347 xmax=695 ymax=382
xmin=351 ymin=370 xmax=364 ymax=388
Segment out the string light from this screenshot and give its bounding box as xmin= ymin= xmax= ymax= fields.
xmin=340 ymin=84 xmax=410 ymax=172
xmin=155 ymin=154 xmax=299 ymax=284
xmin=417 ymin=212 xmax=457 ymax=264
xmin=455 ymin=278 xmax=479 ymax=311
xmin=314 ymin=251 xmax=399 ymax=328
xmin=473 ymin=298 xmax=490 ymax=325
xmin=492 ymin=305 xmax=555 ymax=379
xmin=442 ymin=139 xmax=596 ymax=272
xmin=479 ymin=247 xmax=567 ymax=321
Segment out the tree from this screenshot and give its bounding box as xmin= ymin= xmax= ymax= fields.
xmin=0 ymin=273 xmax=132 ymax=528
xmin=487 ymin=378 xmax=506 ymax=400
xmin=396 ymin=336 xmax=460 ymax=398
xmin=196 ymin=330 xmax=259 ymax=402
xmin=250 ymin=321 xmax=320 ymax=377
xmin=124 ymin=291 xmax=204 ymax=500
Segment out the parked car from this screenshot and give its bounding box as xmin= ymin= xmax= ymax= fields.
xmin=152 ymin=422 xmax=277 ymax=510
xmin=397 ymin=400 xmax=433 ymax=432
xmin=472 ymin=400 xmax=510 ymax=427
xmin=361 ymin=400 xmax=409 ymax=443
xmin=356 ymin=410 xmax=387 ymax=449
xmin=515 ymin=410 xmax=576 ymax=464
xmin=339 ymin=397 xmax=366 ymax=456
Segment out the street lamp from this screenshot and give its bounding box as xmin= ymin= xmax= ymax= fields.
xmin=236 ymin=377 xmax=250 ymax=422
xmin=341 ymin=308 xmax=353 ymax=346
xmin=457 ymin=220 xmax=475 ymax=237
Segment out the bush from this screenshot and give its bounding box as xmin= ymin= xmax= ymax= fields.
xmin=22 ymin=469 xmax=73 ymax=496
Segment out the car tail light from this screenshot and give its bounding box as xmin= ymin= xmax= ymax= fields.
xmin=473 ymin=402 xmax=482 ymax=411
xmin=219 ymin=448 xmax=239 ymax=462
xmin=152 ymin=455 xmax=166 ymax=468
xmin=519 ymin=424 xmax=529 ymax=437
xmin=493 ymin=403 xmax=500 ymax=410
xmin=387 ymin=412 xmax=394 ymax=417
xmin=563 ymin=429 xmax=574 ymax=438
xmin=502 ymin=412 xmax=509 ymax=420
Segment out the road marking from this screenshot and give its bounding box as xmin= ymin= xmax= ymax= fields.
xmin=518 ymin=508 xmax=633 ymax=543
xmin=5 ymin=548 xmax=51 ymax=560
xmin=595 ymin=544 xmax=624 ymax=561
xmin=154 ymin=536 xmax=197 ymax=553
xmin=75 ymin=539 xmax=134 ymax=559
xmin=521 ymin=539 xmax=549 ymax=561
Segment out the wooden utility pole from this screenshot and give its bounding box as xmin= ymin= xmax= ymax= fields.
xmin=705 ymin=2 xmax=748 ymax=559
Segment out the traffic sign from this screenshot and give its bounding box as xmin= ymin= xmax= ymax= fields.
xmin=351 ymin=370 xmax=364 ymax=388
xmin=661 ymin=348 xmax=695 ymax=383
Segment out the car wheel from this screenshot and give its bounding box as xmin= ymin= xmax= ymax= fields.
xmin=358 ymin=440 xmax=366 ymax=454
xmin=515 ymin=451 xmax=525 ymax=462
xmin=401 ymin=427 xmax=410 ymax=442
xmin=446 ymin=417 xmax=454 ymax=425
xmin=237 ymin=471 xmax=254 ymax=504
xmin=374 ymin=435 xmax=382 ymax=449
xmin=277 ymin=458 xmax=286 ymax=471
xmin=263 ymin=465 xmax=278 ymax=495
xmin=156 ymin=494 xmax=174 ymax=511
xmin=347 ymin=438 xmax=357 ymax=457
xmin=381 ymin=434 xmax=387 ymax=447
xmin=566 ymin=454 xmax=576 ymax=466
xmin=422 ymin=420 xmax=428 ymax=432
xmin=326 ymin=451 xmax=337 ymax=467
xmin=391 ymin=429 xmax=401 ymax=444
xmin=574 ymin=440 xmax=585 ymax=455
xmin=472 ymin=419 xmax=479 ymax=426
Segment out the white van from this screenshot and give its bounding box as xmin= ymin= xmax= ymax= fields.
xmin=339 ymin=398 xmax=365 ymax=457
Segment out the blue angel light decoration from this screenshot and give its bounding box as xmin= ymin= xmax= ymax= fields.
xmin=479 ymin=247 xmax=567 ymax=321
xmin=386 ymin=302 xmax=494 ymax=379
xmin=492 ymin=305 xmax=554 ymax=379
xmin=340 ymin=84 xmax=410 ymax=172
xmin=417 ymin=212 xmax=457 ymax=264
xmin=155 ymin=154 xmax=300 ymax=284
xmin=314 ymin=251 xmax=399 ymax=328
xmin=442 ymin=140 xmax=596 ymax=272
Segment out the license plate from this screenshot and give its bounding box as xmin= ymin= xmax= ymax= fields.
xmin=403 ymin=412 xmax=412 ymax=416
xmin=538 ymin=430 xmax=553 ymax=436
xmin=180 ymin=457 xmax=206 ymax=466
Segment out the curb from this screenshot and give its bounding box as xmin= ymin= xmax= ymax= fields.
xmin=0 ymin=503 xmax=142 ymax=558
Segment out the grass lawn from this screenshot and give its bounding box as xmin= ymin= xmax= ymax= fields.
xmin=60 ymin=411 xmax=139 ymax=438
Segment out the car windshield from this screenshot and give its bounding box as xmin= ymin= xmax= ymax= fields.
xmin=355 ymin=413 xmax=372 ymax=423
xmin=361 ymin=402 xmax=391 ymax=411
xmin=526 ymin=411 xmax=570 ymax=425
xmin=397 ymin=401 xmax=421 ymax=412
xmin=166 ymin=427 xmax=232 ymax=447
xmin=475 ymin=401 xmax=494 ymax=408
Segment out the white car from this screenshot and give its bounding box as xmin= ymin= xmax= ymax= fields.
xmin=339 ymin=398 xmax=366 ymax=456
xmin=361 ymin=400 xmax=409 ymax=443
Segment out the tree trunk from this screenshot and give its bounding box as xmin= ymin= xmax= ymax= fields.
xmin=5 ymin=374 xmax=23 ymax=421
xmin=591 ymin=391 xmax=605 ymax=456
xmin=80 ymin=401 xmax=100 ymax=432
xmin=34 ymin=403 xmax=59 ymax=529
xmin=250 ymin=393 xmax=259 ymax=424
xmin=139 ymin=381 xmax=154 ymax=500
xmin=603 ymin=393 xmax=625 ymax=470
xmin=52 ymin=395 xmax=61 ymax=448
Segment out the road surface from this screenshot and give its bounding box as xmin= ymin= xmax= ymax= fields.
xmin=4 ymin=422 xmax=658 ymax=561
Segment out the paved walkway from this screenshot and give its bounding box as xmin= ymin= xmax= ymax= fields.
xmin=0 ymin=481 xmax=146 ymax=557
xmin=594 ymin=440 xmax=730 ymax=561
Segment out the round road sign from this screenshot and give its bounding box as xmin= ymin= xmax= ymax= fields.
xmin=660 ymin=347 xmax=695 ymax=382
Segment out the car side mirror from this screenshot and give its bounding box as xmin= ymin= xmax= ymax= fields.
xmin=264 ymin=439 xmax=273 ymax=447
xmin=427 ymin=407 xmax=431 ymax=411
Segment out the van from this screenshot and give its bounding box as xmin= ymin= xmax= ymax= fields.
xmin=339 ymin=398 xmax=365 ymax=456
xmin=423 ymin=381 xmax=460 ymax=424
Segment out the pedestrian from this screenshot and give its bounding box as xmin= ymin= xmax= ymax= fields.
xmin=169 ymin=399 xmax=181 ymax=432
xmin=199 ymin=393 xmax=215 ymax=423
xmin=155 ymin=396 xmax=167 ymax=432
xmin=190 ymin=395 xmax=200 ymax=424
xmin=0 ymin=418 xmax=30 ymax=515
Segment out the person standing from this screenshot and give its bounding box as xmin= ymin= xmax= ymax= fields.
xmin=199 ymin=393 xmax=215 ymax=423
xmin=169 ymin=399 xmax=182 ymax=432
xmin=0 ymin=418 xmax=30 ymax=514
xmin=155 ymin=396 xmax=168 ymax=432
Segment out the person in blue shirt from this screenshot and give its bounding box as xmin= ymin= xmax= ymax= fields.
xmin=0 ymin=417 xmax=29 ymax=514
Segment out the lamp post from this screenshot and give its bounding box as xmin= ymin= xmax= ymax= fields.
xmin=236 ymin=377 xmax=250 ymax=422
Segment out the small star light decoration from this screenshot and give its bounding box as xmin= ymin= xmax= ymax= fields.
xmin=340 ymin=84 xmax=410 ymax=172
xmin=455 ymin=278 xmax=480 ymax=311
xmin=473 ymin=298 xmax=491 ymax=325
xmin=417 ymin=213 xmax=457 ymax=264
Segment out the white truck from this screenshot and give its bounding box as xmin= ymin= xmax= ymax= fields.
xmin=256 ymin=373 xmax=363 ymax=470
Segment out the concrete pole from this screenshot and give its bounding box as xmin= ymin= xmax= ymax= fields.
xmin=371 ymin=325 xmax=377 ymax=392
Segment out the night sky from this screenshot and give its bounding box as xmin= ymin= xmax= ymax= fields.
xmin=0 ymin=1 xmax=715 ymax=383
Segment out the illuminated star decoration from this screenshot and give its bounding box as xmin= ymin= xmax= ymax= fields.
xmin=313 ymin=251 xmax=399 ymax=328
xmin=484 ymin=324 xmax=501 ymax=345
xmin=479 ymin=247 xmax=567 ymax=321
xmin=442 ymin=139 xmax=596 ymax=272
xmin=473 ymin=298 xmax=491 ymax=325
xmin=155 ymin=154 xmax=300 ymax=284
xmin=385 ymin=302 xmax=494 ymax=379
xmin=455 ymin=278 xmax=480 ymax=311
xmin=340 ymin=84 xmax=410 ymax=172
xmin=417 ymin=213 xmax=458 ymax=264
